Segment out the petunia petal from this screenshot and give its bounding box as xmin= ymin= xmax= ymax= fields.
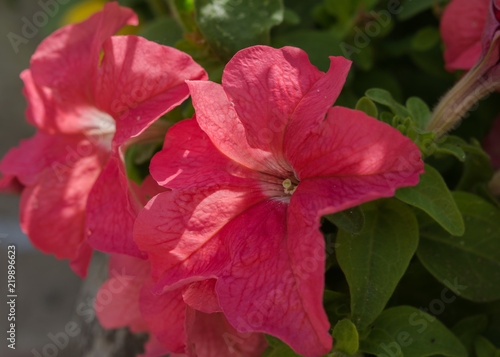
xmin=138 ymin=195 xmax=332 ymax=356
xmin=188 ymin=80 xmax=283 ymax=175
xmin=134 ymin=186 xmax=267 ymax=285
xmin=0 ymin=131 xmax=92 ymax=186
xmin=285 ymin=106 xmax=424 ymax=183
xmin=150 ymin=118 xmax=281 ymax=190
xmin=18 ymin=142 xmax=107 ymax=276
xmin=86 ymin=156 xmax=145 ymax=257
xmin=96 ymin=254 xmax=149 ymax=332
xmin=0 ymin=175 xmax=23 ymax=194
xmin=30 ymin=2 xmax=137 ymax=92
xmin=93 ymin=35 xmax=207 ymax=147
xmin=69 ymin=241 xmax=93 ymax=278
xmin=182 ymin=279 xmax=221 ymax=314
xmin=139 ymin=335 xmax=171 ymax=357
xmin=212 ymin=201 xmax=332 ymax=357
xmin=140 ymin=278 xmax=187 ymax=354
xmin=441 ymin=0 xmax=489 ymax=71
xmin=222 ymin=46 xmax=350 ymax=162
xmin=21 ymin=68 xmax=117 ymax=135
xmin=20 ymin=69 xmax=58 ymax=131
xmin=134 ymin=174 xmax=168 ymax=207
xmin=185 ymin=309 xmax=267 ymax=357
xmin=24 ymin=3 xmax=136 ymax=134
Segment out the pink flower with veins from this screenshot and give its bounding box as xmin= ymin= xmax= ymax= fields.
xmin=134 ymin=46 xmax=424 ymax=356
xmin=97 ymin=253 xmax=267 ymax=357
xmin=0 ymin=2 xmax=207 ymax=277
xmin=428 ymin=0 xmax=500 ymax=136
xmin=441 ymin=0 xmax=490 ymax=71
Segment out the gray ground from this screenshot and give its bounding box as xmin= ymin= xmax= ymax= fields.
xmin=1 ymin=1 xmax=83 ymax=356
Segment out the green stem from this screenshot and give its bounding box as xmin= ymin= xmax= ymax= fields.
xmin=426 ymin=33 xmax=500 ymax=139
xmin=426 ymin=60 xmax=496 ymax=138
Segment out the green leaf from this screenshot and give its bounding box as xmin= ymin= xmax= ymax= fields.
xmin=434 ymin=136 xmax=468 ymax=162
xmin=411 ymin=26 xmax=440 ymax=52
xmin=324 ymin=290 xmax=351 ymax=323
xmin=264 ymin=335 xmax=302 ymax=357
xmin=355 ymin=97 xmax=378 ymax=118
xmin=194 ymin=0 xmax=284 ymax=60
xmin=353 ymin=70 xmax=404 ymax=104
xmin=452 ymin=315 xmax=489 ymax=354
xmin=395 ymin=164 xmax=464 ymax=236
xmin=124 ymin=142 xmax=162 ymax=184
xmin=359 ymin=328 xmax=401 ymax=356
xmin=273 ymin=30 xmax=342 ymax=72
xmin=361 ymin=306 xmax=467 ymax=357
xmin=336 ymin=199 xmax=419 ymax=330
xmin=138 ymin=16 xmax=184 ymax=47
xmin=365 ymin=88 xmax=410 ymax=119
xmin=265 ymin=335 xmax=284 ymax=348
xmin=417 ymin=191 xmax=500 ymax=302
xmin=475 ymin=336 xmax=500 ymax=357
xmin=406 ymin=96 xmax=431 ymax=129
xmin=456 ymin=141 xmax=494 ymax=191
xmin=325 ymin=206 xmax=365 ymax=234
xmin=379 ymin=111 xmax=394 ymax=125
xmin=332 ymin=319 xmax=359 ymax=354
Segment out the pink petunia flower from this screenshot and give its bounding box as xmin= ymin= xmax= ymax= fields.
xmin=441 ymin=0 xmax=490 ymax=71
xmin=96 ymin=253 xmax=267 ymax=357
xmin=0 ymin=2 xmax=207 ymax=277
xmin=134 ymin=46 xmax=424 ymax=356
xmin=428 ymin=0 xmax=500 ymax=136
xmin=0 ymin=175 xmax=23 ymax=194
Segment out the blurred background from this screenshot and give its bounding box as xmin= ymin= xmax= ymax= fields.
xmin=0 ymin=1 xmax=83 ymax=356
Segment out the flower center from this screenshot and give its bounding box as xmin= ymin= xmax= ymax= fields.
xmin=86 ymin=108 xmax=116 ymax=136
xmin=81 ymin=108 xmax=116 ymax=151
xmin=282 ymin=178 xmax=298 ymax=195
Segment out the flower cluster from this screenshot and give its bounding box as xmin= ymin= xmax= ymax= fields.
xmin=428 ymin=0 xmax=500 ymax=137
xmin=0 ymin=3 xmax=426 ymax=357
xmin=436 ymin=0 xmax=500 ymax=196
